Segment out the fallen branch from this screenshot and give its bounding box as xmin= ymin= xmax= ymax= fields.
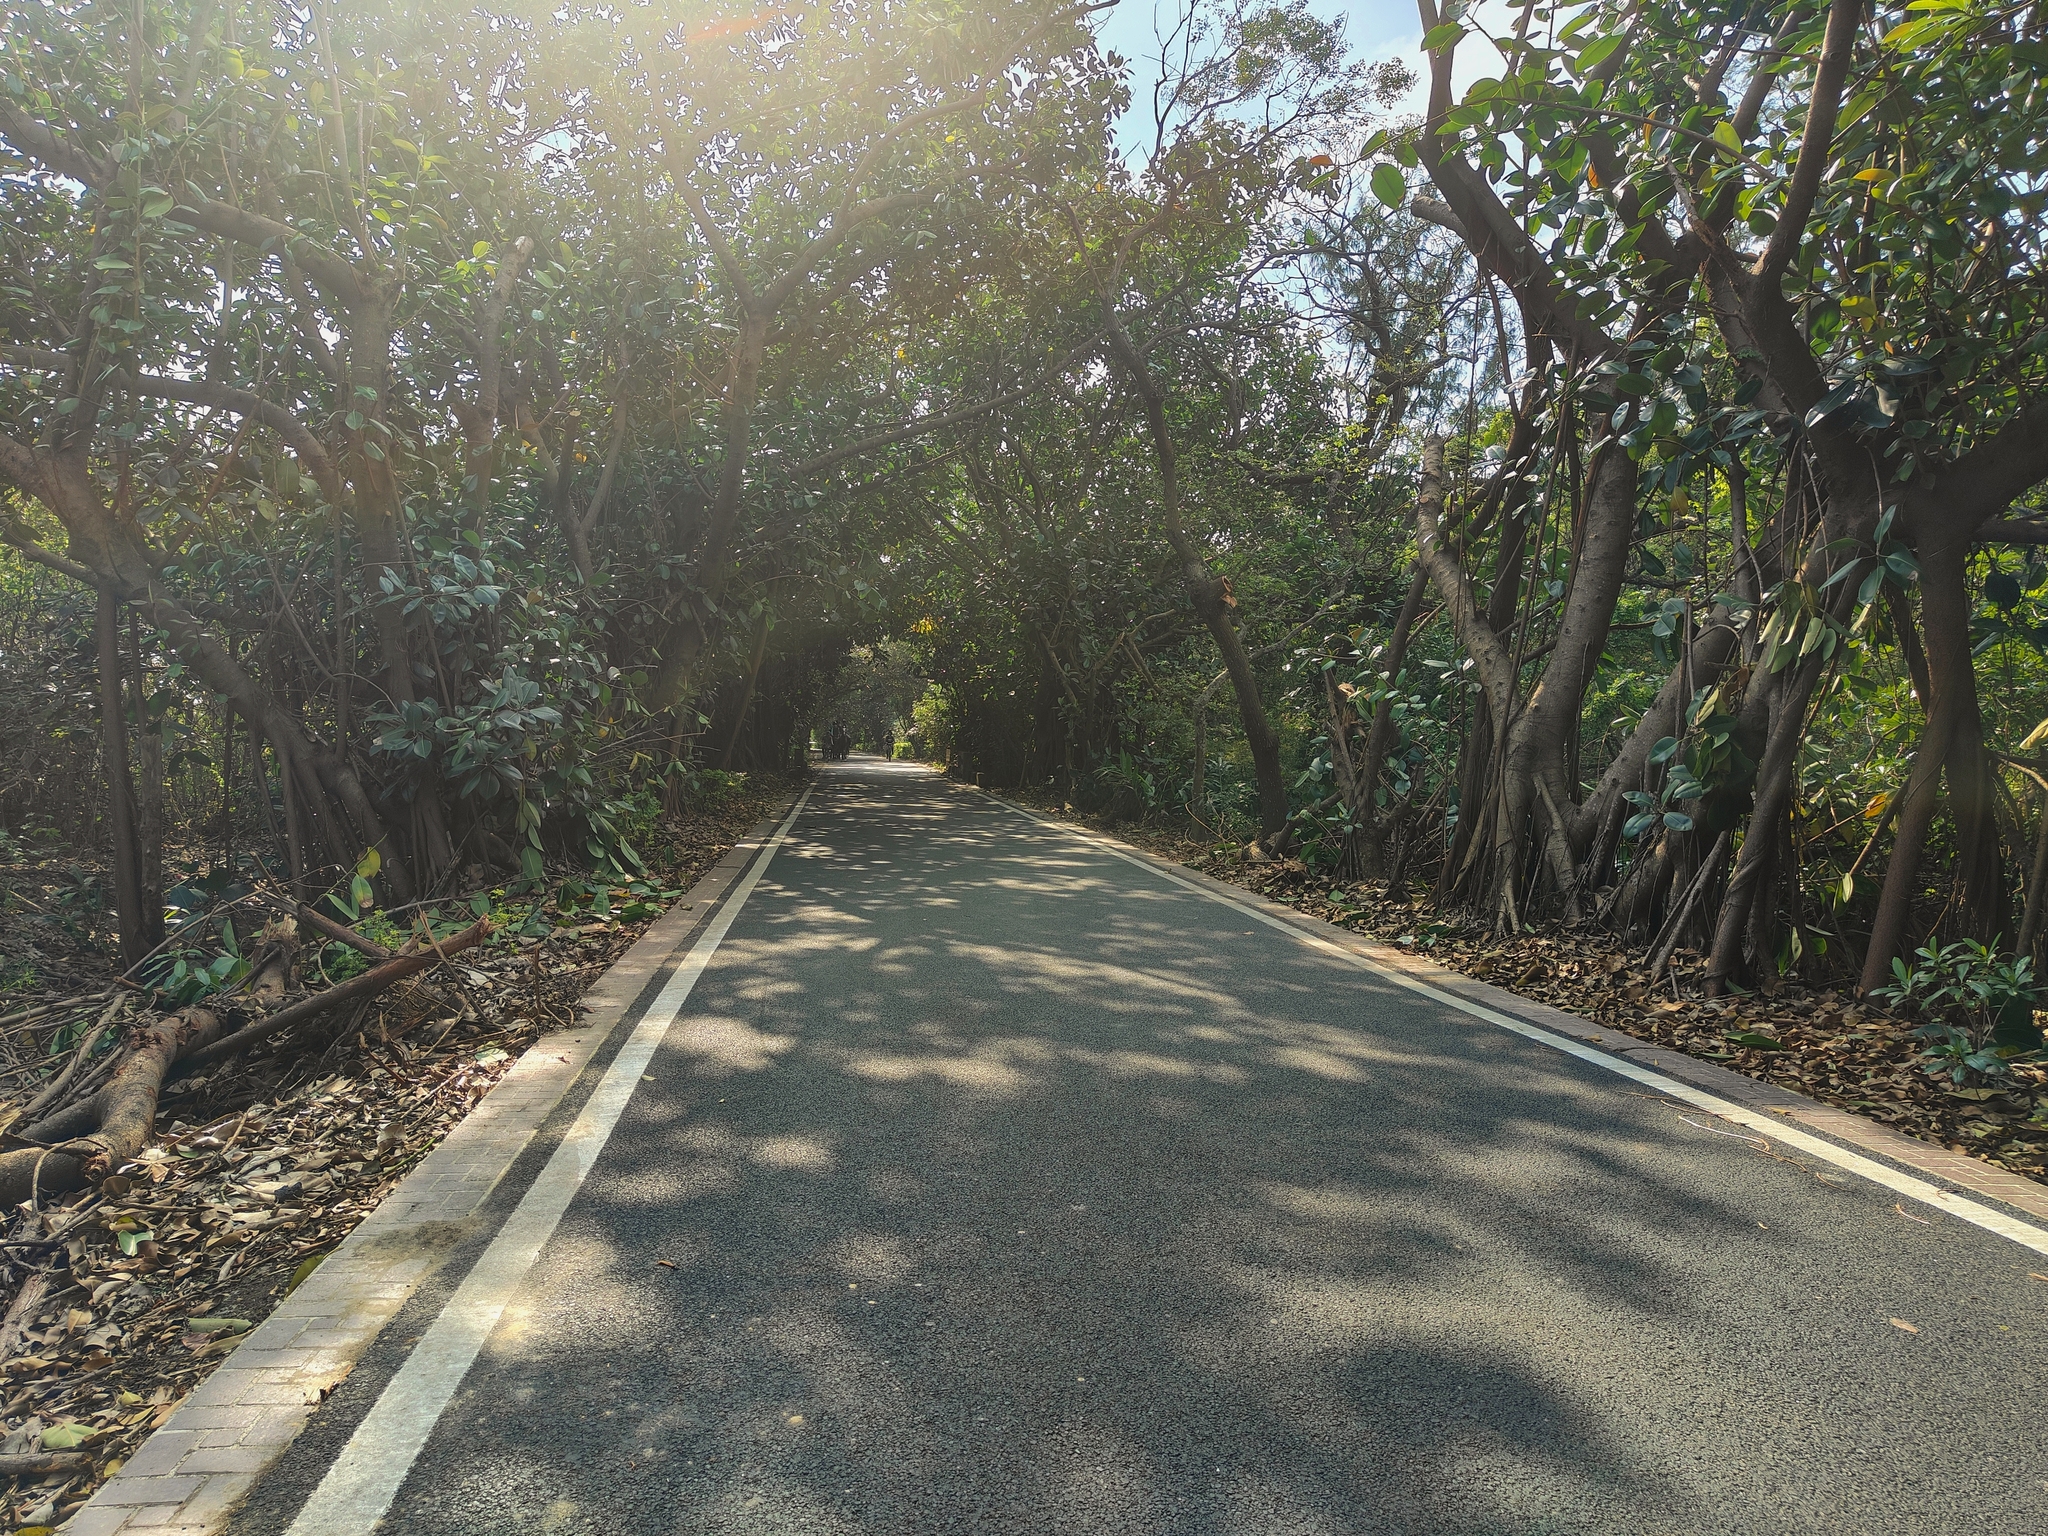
xmin=277 ymin=898 xmax=392 ymax=960
xmin=173 ymin=916 xmax=491 ymax=1077
xmin=18 ymin=995 xmax=126 ymax=1124
xmin=0 ymin=1009 xmax=226 ymax=1208
xmin=0 ymin=1450 xmax=85 ymax=1476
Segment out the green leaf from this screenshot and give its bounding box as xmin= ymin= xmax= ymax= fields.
xmin=1725 ymin=1032 xmax=1785 ymax=1050
xmin=350 ymin=873 xmax=375 ymax=912
xmin=39 ymin=1423 xmax=93 ymax=1449
xmin=1370 ymin=163 xmax=1405 ymax=208
xmin=1421 ymin=22 xmax=1465 ymax=51
xmin=1574 ymin=34 xmax=1625 ymax=74
xmin=1711 ymin=120 xmax=1742 ymax=159
xmin=115 ymin=1226 xmax=154 ymax=1257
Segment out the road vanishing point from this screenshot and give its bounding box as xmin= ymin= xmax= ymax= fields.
xmin=221 ymin=759 xmax=2048 ymax=1536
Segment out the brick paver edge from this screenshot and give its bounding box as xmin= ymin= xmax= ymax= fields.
xmin=979 ymin=789 xmax=2048 ymax=1231
xmin=63 ymin=799 xmax=800 ymax=1536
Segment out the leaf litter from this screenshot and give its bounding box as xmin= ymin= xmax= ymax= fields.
xmin=0 ymin=779 xmax=788 ymax=1529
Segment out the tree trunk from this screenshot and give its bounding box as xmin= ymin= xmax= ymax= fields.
xmin=1358 ymin=567 xmax=1429 ymax=875
xmin=37 ymin=449 xmax=414 ymax=902
xmin=95 ymin=587 xmax=148 ymax=969
xmin=1859 ymin=540 xmax=2005 ymax=991
xmin=647 ymin=313 xmax=770 ymax=718
xmin=718 ymin=612 xmax=773 ymax=770
xmin=1708 ymin=641 xmax=1833 ymax=992
xmin=1105 ymin=322 xmax=1287 ymax=837
xmin=127 ymin=609 xmax=166 ymax=948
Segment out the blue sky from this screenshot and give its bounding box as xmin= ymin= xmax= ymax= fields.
xmin=1091 ymin=0 xmax=1431 ymax=108
xmin=1083 ymin=0 xmax=1484 ymax=163
xmin=1093 ymin=0 xmax=1422 ymax=69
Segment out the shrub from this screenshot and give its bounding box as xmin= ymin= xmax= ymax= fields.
xmin=1872 ymin=938 xmax=2045 ymax=1086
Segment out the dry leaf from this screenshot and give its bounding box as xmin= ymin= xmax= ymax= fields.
xmin=1889 ymin=1318 xmax=1919 ymax=1334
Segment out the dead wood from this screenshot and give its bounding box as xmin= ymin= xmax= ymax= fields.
xmin=18 ymin=994 xmax=126 ymax=1124
xmin=243 ymin=916 xmax=301 ymax=1009
xmin=0 ymin=1451 xmax=84 ymax=1476
xmin=0 ymin=920 xmax=484 ymax=1209
xmin=278 ymin=899 xmax=392 ymax=960
xmin=0 ymin=1008 xmax=225 ymax=1207
xmin=173 ymin=916 xmax=490 ymax=1077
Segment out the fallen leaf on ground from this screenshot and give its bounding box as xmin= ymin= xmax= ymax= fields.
xmin=1890 ymin=1318 xmax=1920 ymax=1334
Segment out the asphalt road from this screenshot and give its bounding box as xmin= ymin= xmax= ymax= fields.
xmin=234 ymin=759 xmax=2048 ymax=1535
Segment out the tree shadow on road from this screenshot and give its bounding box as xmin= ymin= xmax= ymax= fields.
xmin=391 ymin=772 xmax=2045 ymax=1536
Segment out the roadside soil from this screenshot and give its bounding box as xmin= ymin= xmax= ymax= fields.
xmin=0 ymin=775 xmax=794 ymax=1533
xmin=1011 ymin=795 xmax=2048 ymax=1188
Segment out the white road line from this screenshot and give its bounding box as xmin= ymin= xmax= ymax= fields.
xmin=978 ymin=790 xmax=2048 ymax=1260
xmin=285 ymin=789 xmax=813 ymax=1536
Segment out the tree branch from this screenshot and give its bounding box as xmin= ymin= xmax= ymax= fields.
xmin=788 ymin=333 xmax=1102 ymax=478
xmin=1755 ymin=0 xmax=1860 ymax=281
xmin=169 ymin=198 xmax=373 ymax=312
xmin=758 ymin=190 xmax=942 ymax=315
xmin=671 ymin=177 xmax=759 ymax=313
xmin=0 ymin=98 xmax=115 ymax=188
xmin=120 ymin=373 xmax=343 ymax=505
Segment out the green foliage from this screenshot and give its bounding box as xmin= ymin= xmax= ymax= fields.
xmin=1874 ymin=940 xmax=2046 ymax=1085
xmin=147 ymin=918 xmax=252 ymax=1006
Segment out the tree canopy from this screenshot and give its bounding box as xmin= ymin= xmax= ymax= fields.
xmin=6 ymin=0 xmax=2048 ymax=1033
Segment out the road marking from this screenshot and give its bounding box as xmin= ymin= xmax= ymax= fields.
xmin=978 ymin=790 xmax=2048 ymax=1260
xmin=284 ymin=788 xmax=812 ymax=1536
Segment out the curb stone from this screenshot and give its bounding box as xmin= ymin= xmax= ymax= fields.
xmin=970 ymin=788 xmax=2048 ymax=1231
xmin=61 ymin=803 xmax=798 ymax=1536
